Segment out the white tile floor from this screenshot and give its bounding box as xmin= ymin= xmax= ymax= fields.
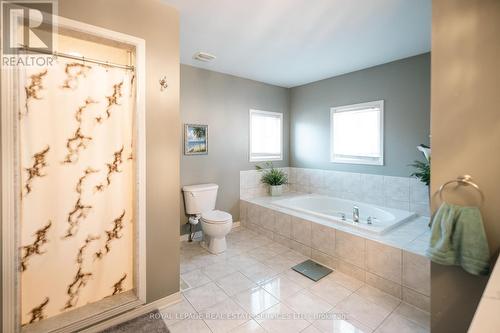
xmin=161 ymin=227 xmax=430 ymax=333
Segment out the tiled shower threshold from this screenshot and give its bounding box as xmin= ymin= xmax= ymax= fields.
xmin=22 ymin=291 xmax=140 ymax=333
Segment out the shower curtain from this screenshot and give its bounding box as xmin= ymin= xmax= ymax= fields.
xmin=19 ymin=60 xmax=135 ymax=325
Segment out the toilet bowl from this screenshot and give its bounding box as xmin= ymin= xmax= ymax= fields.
xmin=200 ymin=210 xmax=233 ymax=254
xmin=182 ymin=183 xmax=233 ymax=254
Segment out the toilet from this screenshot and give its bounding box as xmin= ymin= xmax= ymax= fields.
xmin=182 ymin=184 xmax=233 ymax=254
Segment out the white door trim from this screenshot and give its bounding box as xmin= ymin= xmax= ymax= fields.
xmin=1 ymin=48 xmax=22 ymax=333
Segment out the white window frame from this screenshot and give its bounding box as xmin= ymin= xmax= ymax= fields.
xmin=330 ymin=100 xmax=384 ymax=165
xmin=249 ymin=109 xmax=283 ymax=162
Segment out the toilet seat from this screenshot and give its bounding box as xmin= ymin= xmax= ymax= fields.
xmin=201 ymin=210 xmax=232 ymax=224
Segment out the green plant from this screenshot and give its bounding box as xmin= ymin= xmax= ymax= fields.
xmin=410 ymin=144 xmax=431 ymax=186
xmin=410 ymin=159 xmax=430 ymax=186
xmin=256 ymin=162 xmax=288 ymax=186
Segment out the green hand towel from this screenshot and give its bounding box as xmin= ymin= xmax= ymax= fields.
xmin=427 ymin=202 xmax=490 ymax=275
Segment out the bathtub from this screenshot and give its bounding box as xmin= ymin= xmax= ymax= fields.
xmin=272 ymin=194 xmax=416 ymax=235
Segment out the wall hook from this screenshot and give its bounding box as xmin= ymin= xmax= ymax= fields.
xmin=159 ymin=76 xmax=168 ymax=91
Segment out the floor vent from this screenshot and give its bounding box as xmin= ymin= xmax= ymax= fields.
xmin=292 ymin=260 xmax=332 ymax=281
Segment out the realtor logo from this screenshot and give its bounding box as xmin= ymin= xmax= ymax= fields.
xmin=1 ymin=0 xmax=55 ymax=55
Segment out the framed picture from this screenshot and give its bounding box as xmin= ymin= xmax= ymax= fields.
xmin=184 ymin=124 xmax=208 ymax=155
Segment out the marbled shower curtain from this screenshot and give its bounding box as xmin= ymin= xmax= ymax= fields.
xmin=19 ymin=60 xmax=135 ymax=326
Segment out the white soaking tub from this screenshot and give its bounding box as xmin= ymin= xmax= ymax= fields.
xmin=272 ymin=194 xmax=415 ymax=235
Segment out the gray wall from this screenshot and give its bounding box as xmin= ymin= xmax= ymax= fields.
xmin=289 ymin=53 xmax=430 ymax=177
xmin=431 ymin=0 xmax=500 ymax=331
xmin=180 ymin=65 xmax=289 ymax=233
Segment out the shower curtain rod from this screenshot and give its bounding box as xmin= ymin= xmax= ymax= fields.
xmin=20 ymin=45 xmax=135 ymax=71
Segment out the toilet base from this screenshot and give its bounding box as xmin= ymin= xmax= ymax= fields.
xmin=202 ymin=235 xmax=227 ymax=254
xmin=200 ymin=215 xmax=232 ymax=255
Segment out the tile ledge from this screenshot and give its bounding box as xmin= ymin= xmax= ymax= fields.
xmin=241 ymin=193 xmax=429 ymax=254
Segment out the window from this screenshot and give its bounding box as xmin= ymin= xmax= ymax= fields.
xmin=249 ymin=109 xmax=283 ymax=162
xmin=330 ymin=100 xmax=384 ymax=165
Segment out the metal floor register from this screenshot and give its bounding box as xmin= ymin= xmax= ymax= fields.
xmin=292 ymin=259 xmax=333 ymax=281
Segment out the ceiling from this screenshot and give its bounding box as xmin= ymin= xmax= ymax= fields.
xmin=162 ymin=0 xmax=431 ymax=88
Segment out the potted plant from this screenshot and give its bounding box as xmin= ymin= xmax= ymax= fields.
xmin=256 ymin=162 xmax=288 ymax=196
xmin=410 ymin=159 xmax=430 ymax=187
xmin=410 ymin=144 xmax=431 ymax=199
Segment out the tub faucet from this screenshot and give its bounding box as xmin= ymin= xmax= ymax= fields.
xmin=353 ymin=206 xmax=359 ymax=223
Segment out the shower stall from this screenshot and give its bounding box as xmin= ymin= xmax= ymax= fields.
xmin=2 ymin=17 xmax=146 ymax=333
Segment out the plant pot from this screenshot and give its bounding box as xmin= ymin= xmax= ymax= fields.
xmin=270 ymin=185 xmax=283 ymax=196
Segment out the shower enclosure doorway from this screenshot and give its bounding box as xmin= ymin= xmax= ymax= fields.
xmin=1 ymin=16 xmax=146 ymax=333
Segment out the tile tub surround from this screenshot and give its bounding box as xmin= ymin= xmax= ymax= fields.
xmin=165 ymin=227 xmax=430 ymax=333
xmin=240 ymin=194 xmax=430 ymax=312
xmin=240 ymin=168 xmax=430 ymax=217
xmin=240 ymin=168 xmax=292 ymax=199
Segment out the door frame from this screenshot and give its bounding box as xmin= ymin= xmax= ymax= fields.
xmin=1 ymin=15 xmax=147 ymax=333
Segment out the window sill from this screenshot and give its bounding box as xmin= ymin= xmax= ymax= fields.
xmin=249 ymin=156 xmax=283 ymax=163
xmin=330 ymin=157 xmax=383 ymax=166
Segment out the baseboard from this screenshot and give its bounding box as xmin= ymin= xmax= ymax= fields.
xmin=79 ymin=292 xmax=182 ymax=333
xmin=179 ymin=221 xmax=240 ymax=241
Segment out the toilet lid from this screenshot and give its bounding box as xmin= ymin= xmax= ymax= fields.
xmin=201 ymin=210 xmax=232 ymax=224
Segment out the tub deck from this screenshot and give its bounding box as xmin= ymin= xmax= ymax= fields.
xmin=273 ymin=194 xmax=417 ymax=236
xmin=242 ymin=192 xmax=430 ymax=256
xmin=240 ymin=192 xmax=431 ymax=312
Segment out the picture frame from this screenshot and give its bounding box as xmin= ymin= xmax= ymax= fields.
xmin=184 ymin=124 xmax=208 ymax=155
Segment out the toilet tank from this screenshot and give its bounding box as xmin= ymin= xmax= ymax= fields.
xmin=182 ymin=183 xmax=218 ymax=215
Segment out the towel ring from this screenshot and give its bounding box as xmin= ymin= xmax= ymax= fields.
xmin=438 ymin=175 xmax=484 ymax=207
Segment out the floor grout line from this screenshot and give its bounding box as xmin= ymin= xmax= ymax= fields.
xmin=394 ymin=302 xmax=431 ymax=330
xmin=176 ymin=227 xmax=429 ymax=333
xmin=371 ymin=301 xmax=401 ymax=333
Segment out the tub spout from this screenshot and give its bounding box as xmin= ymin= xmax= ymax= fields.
xmin=353 ymin=206 xmax=359 ymax=223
